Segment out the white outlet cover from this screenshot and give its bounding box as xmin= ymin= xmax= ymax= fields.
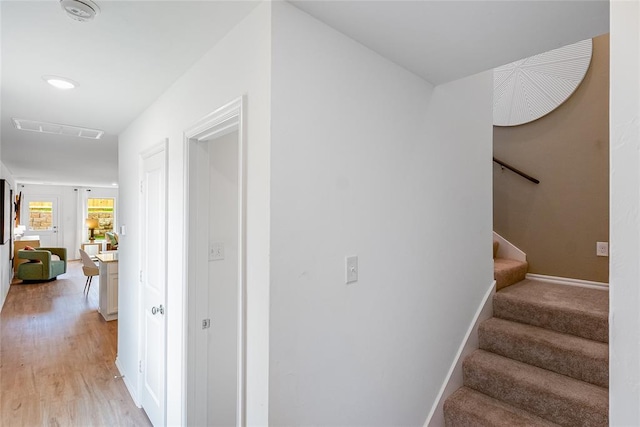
xmin=596 ymin=242 xmax=609 ymax=257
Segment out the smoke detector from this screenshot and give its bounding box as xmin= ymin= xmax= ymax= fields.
xmin=60 ymin=0 xmax=100 ymax=22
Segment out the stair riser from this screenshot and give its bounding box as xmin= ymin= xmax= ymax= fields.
xmin=444 ymin=387 xmax=560 ymax=427
xmin=463 ymin=357 xmax=608 ymax=426
xmin=494 ymin=259 xmax=528 ymax=290
xmin=444 ymin=405 xmax=497 ymax=427
xmin=478 ymin=322 xmax=608 ymax=388
xmin=493 ymin=298 xmax=608 ymax=343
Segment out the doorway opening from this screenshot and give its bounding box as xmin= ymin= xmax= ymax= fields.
xmin=184 ymin=97 xmax=246 ymax=426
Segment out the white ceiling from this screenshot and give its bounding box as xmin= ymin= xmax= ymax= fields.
xmin=1 ymin=0 xmax=259 ymax=187
xmin=1 ymin=0 xmax=609 ymax=187
xmin=291 ymin=0 xmax=609 ymax=85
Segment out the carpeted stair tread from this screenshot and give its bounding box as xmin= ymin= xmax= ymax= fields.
xmin=479 ymin=317 xmax=608 ymax=388
xmin=494 ymin=258 xmax=528 ymax=290
xmin=493 ymin=280 xmax=608 ymax=342
xmin=463 ymin=350 xmax=608 ymax=426
xmin=493 ymin=240 xmax=499 ymax=259
xmin=443 ymin=387 xmax=560 ymax=427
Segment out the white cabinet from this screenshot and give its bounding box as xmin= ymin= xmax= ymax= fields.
xmin=96 ymin=253 xmax=118 ymax=321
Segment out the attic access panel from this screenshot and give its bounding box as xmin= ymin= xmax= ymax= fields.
xmin=493 ymin=39 xmax=593 ymax=127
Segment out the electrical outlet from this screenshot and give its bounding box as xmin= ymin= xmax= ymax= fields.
xmin=346 ymin=256 xmax=358 ymax=283
xmin=596 ymin=242 xmax=609 ymax=257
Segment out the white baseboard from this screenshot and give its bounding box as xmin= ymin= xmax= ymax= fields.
xmin=525 ymin=273 xmax=609 ymax=290
xmin=115 ymin=357 xmax=141 ymax=408
xmin=424 ymin=280 xmax=496 ymax=427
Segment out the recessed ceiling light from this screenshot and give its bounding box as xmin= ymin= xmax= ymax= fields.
xmin=111 ymin=183 xmax=118 ymax=186
xmin=60 ymin=0 xmax=100 ymax=22
xmin=43 ymin=75 xmax=78 ymax=90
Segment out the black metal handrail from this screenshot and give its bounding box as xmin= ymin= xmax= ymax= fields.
xmin=493 ymin=157 xmax=540 ymax=184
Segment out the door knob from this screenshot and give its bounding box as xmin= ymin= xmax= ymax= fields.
xmin=151 ymin=304 xmax=164 ymax=315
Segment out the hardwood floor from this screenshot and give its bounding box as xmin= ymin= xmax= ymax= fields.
xmin=1 ymin=260 xmax=151 ymax=426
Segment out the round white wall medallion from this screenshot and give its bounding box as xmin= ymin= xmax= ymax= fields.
xmin=493 ymin=39 xmax=593 ymax=126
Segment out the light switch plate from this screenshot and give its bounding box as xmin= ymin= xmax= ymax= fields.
xmin=346 ymin=256 xmax=358 ymax=283
xmin=209 ymin=242 xmax=225 ymax=261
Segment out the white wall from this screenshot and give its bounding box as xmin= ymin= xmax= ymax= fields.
xmin=269 ymin=3 xmax=493 ymax=425
xmin=610 ymin=1 xmax=640 ymax=424
xmin=0 ymin=18 xmax=7 ymax=311
xmin=117 ymin=3 xmax=271 ymax=425
xmin=0 ymin=163 xmax=15 ymax=311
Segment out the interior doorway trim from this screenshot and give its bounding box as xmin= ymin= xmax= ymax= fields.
xmin=183 ymin=96 xmax=246 ymax=426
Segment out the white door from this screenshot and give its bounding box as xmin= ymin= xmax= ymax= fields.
xmin=22 ymin=195 xmax=59 ymax=247
xmin=140 ymin=144 xmax=167 ymax=426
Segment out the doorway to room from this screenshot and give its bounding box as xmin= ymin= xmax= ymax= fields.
xmin=184 ymin=97 xmax=246 ymax=426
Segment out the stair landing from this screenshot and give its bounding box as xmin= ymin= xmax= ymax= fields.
xmin=493 ymin=240 xmax=528 ymax=290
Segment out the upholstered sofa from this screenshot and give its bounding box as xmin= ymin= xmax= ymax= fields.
xmin=17 ymin=247 xmax=67 ymax=282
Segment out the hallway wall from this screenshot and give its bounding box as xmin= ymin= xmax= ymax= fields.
xmin=117 ymin=3 xmax=272 ymax=424
xmin=610 ymin=1 xmax=640 ymax=424
xmin=0 ymin=163 xmax=14 ymax=310
xmin=269 ymin=3 xmax=493 ymax=425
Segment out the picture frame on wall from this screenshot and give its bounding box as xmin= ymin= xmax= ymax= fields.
xmin=0 ymin=179 xmax=11 ymax=245
xmin=9 ymin=189 xmax=14 ymax=260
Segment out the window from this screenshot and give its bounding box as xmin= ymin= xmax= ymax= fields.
xmin=87 ymin=198 xmax=115 ymax=239
xmin=28 ymin=201 xmax=53 ymax=231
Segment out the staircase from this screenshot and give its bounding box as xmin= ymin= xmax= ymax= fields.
xmin=492 ymin=239 xmax=528 ymax=290
xmin=443 ymin=242 xmax=609 ymax=426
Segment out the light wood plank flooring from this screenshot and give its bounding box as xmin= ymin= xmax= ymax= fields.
xmin=1 ymin=260 xmax=151 ymax=426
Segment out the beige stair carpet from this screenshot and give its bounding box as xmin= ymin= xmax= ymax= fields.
xmin=493 ymin=280 xmax=608 ymax=342
xmin=492 ymin=240 xmax=528 ymax=290
xmin=479 ymin=317 xmax=608 ymax=388
xmin=463 ymin=350 xmax=607 ymax=426
xmin=444 ymin=280 xmax=608 ymax=426
xmin=444 ymin=387 xmax=560 ymax=427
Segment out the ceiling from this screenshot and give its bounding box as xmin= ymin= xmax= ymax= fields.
xmin=291 ymin=0 xmax=609 ymax=85
xmin=1 ymin=0 xmax=259 ymax=187
xmin=1 ymin=1 xmax=609 ymax=188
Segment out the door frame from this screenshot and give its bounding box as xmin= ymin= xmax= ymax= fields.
xmin=138 ymin=139 xmax=169 ymax=425
xmin=183 ymin=96 xmax=247 ymax=426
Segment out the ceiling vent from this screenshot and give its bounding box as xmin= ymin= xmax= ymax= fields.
xmin=60 ymin=0 xmax=100 ymax=22
xmin=12 ymin=118 xmax=104 ymax=140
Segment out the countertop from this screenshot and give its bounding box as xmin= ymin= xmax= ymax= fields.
xmin=96 ymin=252 xmax=118 ymax=263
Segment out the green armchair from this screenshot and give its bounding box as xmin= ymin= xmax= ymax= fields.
xmin=105 ymin=232 xmax=118 ymax=250
xmin=17 ymin=247 xmax=67 ymax=282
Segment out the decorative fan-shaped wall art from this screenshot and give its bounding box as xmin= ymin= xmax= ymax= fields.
xmin=493 ymin=39 xmax=593 ymax=126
